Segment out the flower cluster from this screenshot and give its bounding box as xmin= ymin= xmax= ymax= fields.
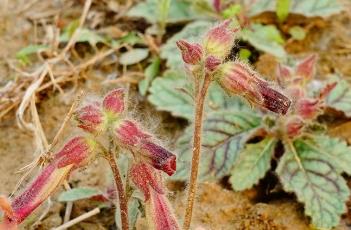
xmin=176 ymin=20 xmax=291 ymax=115
xmin=276 ymin=55 xmax=337 ymax=137
xmin=0 ymin=88 xmax=178 ymax=229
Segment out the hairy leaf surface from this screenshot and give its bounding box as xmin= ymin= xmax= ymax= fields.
xmin=230 ymin=137 xmax=277 ymax=190
xmin=326 ymin=76 xmax=351 ymax=117
xmin=277 ymin=138 xmax=349 ymax=229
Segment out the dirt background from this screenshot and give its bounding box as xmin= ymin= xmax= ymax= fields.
xmin=1 ymin=0 xmax=351 ymax=229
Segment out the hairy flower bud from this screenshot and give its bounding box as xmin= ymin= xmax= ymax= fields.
xmin=215 ymin=61 xmax=291 ymax=115
xmin=276 ymin=64 xmax=292 ymax=87
xmin=296 ymin=54 xmax=317 ymax=81
xmin=176 ymin=40 xmax=203 ymax=65
xmin=203 ymin=20 xmax=237 ymax=60
xmin=103 ymin=88 xmax=125 ymax=115
xmin=115 ymin=120 xmax=176 ymax=175
xmin=205 ymin=55 xmax=221 ymax=72
xmin=286 ymin=116 xmax=304 ymax=138
xmin=130 ymin=163 xmax=164 ymax=201
xmin=296 ymin=98 xmax=320 ymax=120
xmin=75 ymin=102 xmax=104 ymax=134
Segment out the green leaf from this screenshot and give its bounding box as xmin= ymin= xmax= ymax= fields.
xmin=288 ymin=26 xmax=306 ymax=41
xmin=301 ymin=135 xmax=351 ymax=175
xmin=161 ymin=20 xmax=213 ymax=69
xmin=221 ymin=4 xmax=242 ymax=19
xmin=174 ymin=110 xmax=261 ymax=180
xmin=276 ymin=138 xmax=349 ymax=229
xmin=127 ymin=0 xmax=195 ymax=24
xmin=115 ymin=197 xmax=141 ymax=230
xmin=119 ymin=48 xmax=149 ymax=66
xmin=326 ymin=76 xmax=351 ymax=117
xmin=148 ymin=70 xmax=248 ymax=120
xmin=248 ymin=0 xmax=342 ymax=17
xmin=230 ymin=137 xmax=277 ymax=191
xmin=241 ymin=23 xmax=286 ymax=59
xmin=58 ymin=187 xmax=102 ymax=202
xmin=139 ymin=57 xmax=161 ymax=96
xmin=16 ymin=44 xmax=49 ymax=65
xmin=238 ymin=48 xmax=251 ymax=61
xmin=276 ymin=0 xmax=290 ymax=22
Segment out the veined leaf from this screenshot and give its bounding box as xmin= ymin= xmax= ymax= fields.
xmin=58 ymin=187 xmax=102 ymax=202
xmin=139 ymin=57 xmax=161 ymax=96
xmin=174 ymin=110 xmax=261 ymax=180
xmin=241 ymin=24 xmax=286 ymax=59
xmin=127 ymin=0 xmax=195 ymax=24
xmin=247 ymin=0 xmax=342 ymax=17
xmin=301 ymin=135 xmax=351 ymax=175
xmin=230 ymin=137 xmax=277 ymax=191
xmin=277 ymin=138 xmax=349 ymax=229
xmin=161 ymin=20 xmax=213 ymax=70
xmin=148 ymin=71 xmax=248 ymax=121
xmin=119 ymin=48 xmax=149 ymax=66
xmin=326 ymin=76 xmax=351 ymax=117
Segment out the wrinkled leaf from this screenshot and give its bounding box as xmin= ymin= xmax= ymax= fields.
xmin=161 ymin=20 xmax=213 ymax=69
xmin=174 ymin=110 xmax=261 ymax=180
xmin=241 ymin=24 xmax=286 ymax=59
xmin=230 ymin=137 xmax=277 ymax=190
xmin=326 ymin=76 xmax=351 ymax=117
xmin=58 ymin=187 xmax=102 ymax=202
xmin=16 ymin=44 xmax=49 ymax=65
xmin=148 ymin=70 xmax=248 ymax=121
xmin=276 ymin=0 xmax=290 ymax=22
xmin=119 ymin=48 xmax=149 ymax=66
xmin=277 ymin=138 xmax=349 ymax=229
xmin=139 ymin=57 xmax=161 ymax=96
xmin=301 ymin=135 xmax=351 ymax=175
xmin=289 ymin=26 xmax=306 ymax=40
xmin=127 ymin=0 xmax=194 ymax=23
xmin=247 ymin=0 xmax=342 ymax=17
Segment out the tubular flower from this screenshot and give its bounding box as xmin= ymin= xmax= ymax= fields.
xmin=203 ymin=20 xmax=237 ymax=59
xmin=130 ymin=163 xmax=180 ymax=230
xmin=176 ymin=40 xmax=203 ymax=65
xmin=215 ymin=61 xmax=291 ymax=115
xmin=115 ymin=119 xmax=176 ymax=176
xmin=0 ymin=137 xmax=98 ymax=229
xmin=102 ymin=88 xmax=125 ymax=115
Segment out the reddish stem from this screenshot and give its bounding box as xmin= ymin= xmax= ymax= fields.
xmin=106 ymin=151 xmax=129 ymax=230
xmin=183 ymin=74 xmax=211 ymax=230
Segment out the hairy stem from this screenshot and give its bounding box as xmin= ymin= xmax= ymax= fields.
xmin=183 ymin=74 xmax=211 ymax=230
xmin=106 ymin=151 xmax=129 ymax=230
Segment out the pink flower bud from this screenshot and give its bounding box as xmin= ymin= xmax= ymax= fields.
xmin=103 ymin=88 xmax=125 ymax=115
xmin=276 ymin=64 xmax=292 ymax=87
xmin=215 ymin=61 xmax=291 ymax=115
xmin=203 ymin=20 xmax=237 ymax=60
xmin=286 ymin=116 xmax=304 ymax=138
xmin=115 ymin=120 xmax=176 ymax=175
xmin=296 ymin=54 xmax=317 ymax=80
xmin=130 ymin=163 xmax=164 ymax=201
xmin=75 ymin=102 xmax=104 ymax=133
xmin=205 ymin=55 xmax=221 ymax=72
xmin=213 ymin=0 xmax=221 ymax=12
xmin=296 ymin=98 xmax=320 ymax=120
xmin=0 ymin=137 xmax=98 ymax=226
xmin=146 ymin=187 xmax=180 ymax=230
xmin=176 ymin=40 xmax=203 ymax=65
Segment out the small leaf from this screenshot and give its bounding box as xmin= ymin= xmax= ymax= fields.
xmin=238 ymin=48 xmax=251 ymax=61
xmin=221 ymin=4 xmax=242 ymax=19
xmin=248 ymin=0 xmax=342 ymax=17
xmin=127 ymin=0 xmax=194 ymax=24
xmin=288 ymin=26 xmax=306 ymax=41
xmin=58 ymin=187 xmax=102 ymax=202
xmin=119 ymin=48 xmax=149 ymax=66
xmin=326 ymin=76 xmax=351 ymax=117
xmin=59 ymin=25 xmax=106 ymax=46
xmin=161 ymin=20 xmax=212 ymax=69
xmin=230 ymin=137 xmax=277 ymax=190
xmin=277 ymin=138 xmax=349 ymax=229
xmin=139 ymin=57 xmax=161 ymax=96
xmin=174 ymin=110 xmax=261 ymax=180
xmin=276 ymin=0 xmax=290 ymax=22
xmin=302 ymin=135 xmax=351 ymax=175
xmin=16 ymin=44 xmax=49 ymax=65
xmin=241 ymin=24 xmax=286 ymax=59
